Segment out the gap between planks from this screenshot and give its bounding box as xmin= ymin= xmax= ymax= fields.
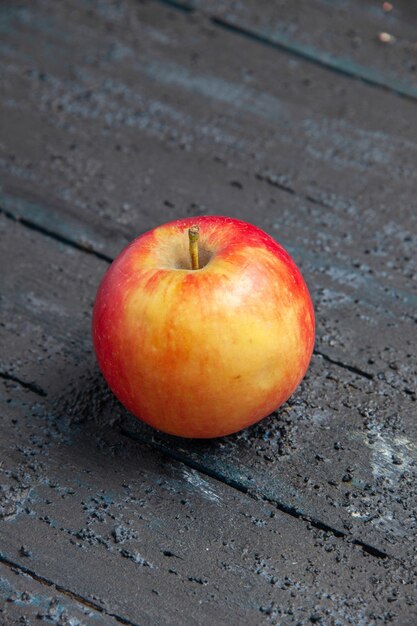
xmin=0 ymin=3 xmax=413 ymax=613
xmin=118 ymin=426 xmax=390 ymax=560
xmin=153 ymin=0 xmax=417 ymax=103
xmin=0 ymin=371 xmax=48 ymax=397
xmin=1 ymin=371 xmax=391 ymax=561
xmin=0 ymin=207 xmax=113 ymax=264
xmin=0 ymin=205 xmax=377 ymax=385
xmin=0 ymin=554 xmax=141 ymax=626
xmin=0 ymin=209 xmax=401 ymax=562
xmin=2 ymin=352 xmax=390 ymax=562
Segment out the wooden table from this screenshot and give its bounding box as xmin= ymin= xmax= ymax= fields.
xmin=1 ymin=1 xmax=416 ymax=624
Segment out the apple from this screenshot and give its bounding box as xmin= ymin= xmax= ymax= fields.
xmin=92 ymin=216 xmax=314 ymax=438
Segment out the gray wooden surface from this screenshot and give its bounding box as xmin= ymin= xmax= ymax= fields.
xmin=1 ymin=1 xmax=416 ymax=624
xmin=170 ymin=0 xmax=417 ymax=99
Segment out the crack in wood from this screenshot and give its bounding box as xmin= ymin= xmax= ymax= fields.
xmin=0 ymin=553 xmax=142 ymax=626
xmin=0 ymin=372 xmax=48 ymax=397
xmin=154 ymin=0 xmax=193 ymax=13
xmin=314 ymin=350 xmax=374 ymax=381
xmin=261 ymin=495 xmax=390 ymax=561
xmin=254 ymin=172 xmax=295 ymax=195
xmin=0 ymin=207 xmax=113 ymax=264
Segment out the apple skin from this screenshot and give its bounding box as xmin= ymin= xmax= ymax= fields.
xmin=92 ymin=216 xmax=314 ymax=439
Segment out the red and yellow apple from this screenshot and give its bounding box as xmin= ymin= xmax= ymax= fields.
xmin=92 ymin=216 xmax=314 ymax=438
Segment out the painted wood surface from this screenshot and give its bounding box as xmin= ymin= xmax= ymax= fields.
xmin=1 ymin=186 xmax=416 ymax=564
xmin=1 ymin=216 xmax=415 ymax=623
xmin=1 ymin=0 xmax=416 ymax=624
xmin=1 ymin=0 xmax=416 ymax=398
xmin=0 ymin=218 xmax=413 ymax=624
xmin=0 ymin=563 xmax=120 ymax=626
xmin=161 ymin=0 xmax=417 ymax=100
xmin=1 ymin=0 xmax=416 ymax=553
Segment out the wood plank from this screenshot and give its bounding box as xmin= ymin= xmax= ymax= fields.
xmin=2 ymin=0 xmax=417 ymax=220
xmin=0 ymin=0 xmax=415 ymax=559
xmin=0 ymin=0 xmax=416 ymax=378
xmin=164 ymin=0 xmax=417 ymax=100
xmin=0 ymin=563 xmax=118 ymax=626
xmin=1 ymin=224 xmax=416 ymax=625
xmin=3 ymin=392 xmax=416 ymax=626
xmin=2 ymin=0 xmax=417 ymax=215
xmin=1 ymin=214 xmax=416 ymax=563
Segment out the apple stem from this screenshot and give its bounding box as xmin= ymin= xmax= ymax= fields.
xmin=188 ymin=225 xmax=200 ymax=270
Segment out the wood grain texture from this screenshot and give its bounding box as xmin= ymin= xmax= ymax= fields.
xmin=1 ymin=1 xmax=416 ymax=621
xmin=0 ymin=0 xmax=416 ymax=374
xmin=1 ymin=218 xmax=416 ymax=625
xmin=1 ymin=210 xmax=416 ymax=565
xmin=0 ymin=0 xmax=416 ymax=558
xmin=3 ymin=400 xmax=415 ymax=626
xmin=0 ymin=562 xmax=119 ymax=626
xmin=162 ymin=0 xmax=417 ymax=100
